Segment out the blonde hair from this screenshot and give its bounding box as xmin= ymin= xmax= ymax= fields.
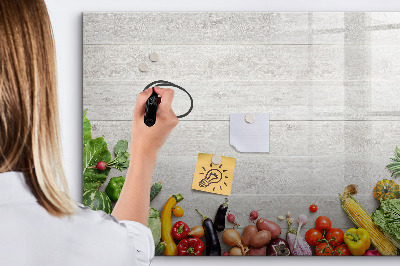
xmin=0 ymin=0 xmax=76 ymax=216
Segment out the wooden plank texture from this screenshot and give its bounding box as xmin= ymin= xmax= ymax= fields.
xmin=83 ymin=44 xmax=400 ymax=82
xmin=83 ymin=12 xmax=400 ymax=252
xmin=83 ymin=12 xmax=400 ymax=45
xmin=92 ymin=120 xmax=398 ymax=195
xmin=83 ymin=80 xmax=400 ymax=121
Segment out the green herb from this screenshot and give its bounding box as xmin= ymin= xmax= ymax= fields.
xmin=387 ymin=146 xmax=400 ymax=178
xmin=106 ymin=140 xmax=130 ymax=171
xmin=372 ymin=198 xmax=400 ymax=248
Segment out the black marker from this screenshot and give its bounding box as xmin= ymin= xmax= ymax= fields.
xmin=144 ymin=88 xmax=158 ymax=127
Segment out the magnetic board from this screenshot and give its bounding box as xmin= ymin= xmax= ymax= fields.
xmin=83 ymin=12 xmax=400 ymax=256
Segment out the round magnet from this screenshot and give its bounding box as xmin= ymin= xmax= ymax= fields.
xmin=139 ymin=62 xmax=149 ymax=72
xmin=212 ymin=155 xmax=222 ymax=165
xmin=245 ymin=114 xmax=255 ymax=124
xmin=149 ymin=52 xmax=159 ymax=62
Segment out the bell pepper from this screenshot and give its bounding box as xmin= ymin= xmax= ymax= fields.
xmin=177 ymin=238 xmax=205 ymax=256
xmin=344 ymin=228 xmax=371 ymax=256
xmin=105 ymin=176 xmax=125 ymax=202
xmin=172 ymin=221 xmax=190 ymax=240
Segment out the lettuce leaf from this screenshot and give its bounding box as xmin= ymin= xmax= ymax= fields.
xmin=372 ymin=198 xmax=400 ymax=246
xmin=83 ymin=137 xmax=111 ymax=191
xmin=83 ymin=109 xmax=92 ymax=144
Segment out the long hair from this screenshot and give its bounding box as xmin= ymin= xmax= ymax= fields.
xmin=0 ymin=0 xmax=75 ymax=216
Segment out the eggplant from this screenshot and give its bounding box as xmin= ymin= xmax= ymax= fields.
xmin=214 ymin=198 xmax=228 ymax=232
xmin=266 ymin=238 xmax=290 ymax=256
xmin=286 ymin=218 xmax=312 ymax=256
xmin=196 ymin=209 xmax=221 ymax=256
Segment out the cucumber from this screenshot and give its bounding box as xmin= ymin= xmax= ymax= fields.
xmin=150 ymin=181 xmax=162 ymax=202
xmin=155 ymin=241 xmax=166 ymax=256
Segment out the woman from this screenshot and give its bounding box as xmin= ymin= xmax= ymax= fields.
xmin=0 ymin=0 xmax=178 ymax=265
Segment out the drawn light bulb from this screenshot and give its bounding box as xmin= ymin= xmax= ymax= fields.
xmin=199 ymin=169 xmax=223 ymax=188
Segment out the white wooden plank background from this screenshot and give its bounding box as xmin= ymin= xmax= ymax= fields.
xmin=83 ymin=12 xmax=400 ymax=254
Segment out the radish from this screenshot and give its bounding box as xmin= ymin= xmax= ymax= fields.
xmin=249 ymin=210 xmax=261 ymax=223
xmin=227 ymin=212 xmax=240 ymax=227
xmin=96 ymin=161 xmax=106 ymax=171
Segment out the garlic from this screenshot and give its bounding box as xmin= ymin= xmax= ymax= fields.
xmin=288 ymin=218 xmax=295 ymax=224
xmin=286 ymin=211 xmax=291 ymax=218
xmin=277 ymin=216 xmax=285 ymax=221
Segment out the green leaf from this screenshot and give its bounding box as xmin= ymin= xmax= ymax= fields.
xmin=83 ymin=109 xmax=92 ymax=144
xmin=114 ymin=140 xmax=128 ymax=155
xmin=107 ymin=140 xmax=130 ymax=171
xmin=387 ymin=146 xmax=400 ymax=178
xmin=83 ymin=168 xmax=110 ymax=191
xmin=83 ymin=137 xmax=111 ymax=190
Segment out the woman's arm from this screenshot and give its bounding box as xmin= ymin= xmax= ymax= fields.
xmin=112 ymin=87 xmax=178 ymax=225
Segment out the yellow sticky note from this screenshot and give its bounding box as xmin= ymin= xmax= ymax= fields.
xmin=192 ymin=153 xmax=236 ymax=196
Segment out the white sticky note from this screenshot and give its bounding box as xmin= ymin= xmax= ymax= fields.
xmin=230 ymin=113 xmax=270 ymax=153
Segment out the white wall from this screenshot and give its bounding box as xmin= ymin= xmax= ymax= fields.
xmin=45 ymin=1 xmax=400 ymax=265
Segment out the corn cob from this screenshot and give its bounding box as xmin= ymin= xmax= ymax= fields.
xmin=339 ymin=184 xmax=397 ymax=256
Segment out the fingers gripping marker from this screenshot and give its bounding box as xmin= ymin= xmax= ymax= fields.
xmin=143 ymin=80 xmax=193 ymax=127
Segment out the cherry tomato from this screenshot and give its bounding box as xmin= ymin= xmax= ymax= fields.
xmin=309 ymin=204 xmax=318 ymax=213
xmin=305 ymin=228 xmax=323 ymax=246
xmin=315 ymin=243 xmax=333 ymax=256
xmin=334 ymin=244 xmax=351 ymax=256
xmin=315 ymin=216 xmax=332 ymax=233
xmin=172 ymin=206 xmax=184 ymax=217
xmin=326 ymin=228 xmax=344 ymax=247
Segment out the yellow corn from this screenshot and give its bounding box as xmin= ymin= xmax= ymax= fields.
xmin=341 ymin=192 xmax=397 ymax=256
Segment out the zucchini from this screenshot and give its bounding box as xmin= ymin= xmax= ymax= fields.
xmin=155 ymin=241 xmax=167 ymax=256
xmin=150 ymin=181 xmax=162 ymax=202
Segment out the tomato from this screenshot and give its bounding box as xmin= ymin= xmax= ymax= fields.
xmin=315 ymin=243 xmax=333 ymax=256
xmin=305 ymin=228 xmax=323 ymax=246
xmin=172 ymin=206 xmax=184 ymax=217
xmin=315 ymin=216 xmax=332 ymax=233
xmin=309 ymin=204 xmax=318 ymax=213
xmin=334 ymin=244 xmax=351 ymax=256
xmin=326 ymin=228 xmax=344 ymax=247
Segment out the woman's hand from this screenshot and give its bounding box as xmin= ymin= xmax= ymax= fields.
xmin=112 ymin=87 xmax=178 ymax=224
xmin=131 ymin=87 xmax=179 ymax=157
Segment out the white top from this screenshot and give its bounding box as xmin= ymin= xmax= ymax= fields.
xmin=0 ymin=171 xmax=155 ymax=266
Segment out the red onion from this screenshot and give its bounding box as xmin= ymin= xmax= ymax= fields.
xmin=364 ymin=249 xmax=381 ymax=256
xmin=266 ymin=238 xmax=290 ymax=256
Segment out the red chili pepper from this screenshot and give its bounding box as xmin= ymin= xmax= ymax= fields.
xmin=177 ymin=238 xmax=205 ymax=256
xmin=172 ymin=221 xmax=190 ymax=241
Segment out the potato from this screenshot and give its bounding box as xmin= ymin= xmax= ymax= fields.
xmin=241 ymin=225 xmax=258 ymax=247
xmin=247 ymin=246 xmax=267 ymax=256
xmin=249 ymin=230 xmax=271 ymax=248
xmin=256 ymin=218 xmax=281 ymax=239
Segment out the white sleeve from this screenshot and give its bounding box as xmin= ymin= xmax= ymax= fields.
xmin=119 ymin=220 xmax=155 ymax=265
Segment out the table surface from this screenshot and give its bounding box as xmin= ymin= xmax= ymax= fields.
xmin=83 ymin=12 xmax=400 ymax=254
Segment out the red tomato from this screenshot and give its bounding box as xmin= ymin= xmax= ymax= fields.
xmin=315 ymin=216 xmax=332 ymax=233
xmin=309 ymin=204 xmax=318 ymax=213
xmin=326 ymin=228 xmax=344 ymax=247
xmin=315 ymin=243 xmax=334 ymax=256
xmin=305 ymin=228 xmax=323 ymax=246
xmin=334 ymin=244 xmax=351 ymax=256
